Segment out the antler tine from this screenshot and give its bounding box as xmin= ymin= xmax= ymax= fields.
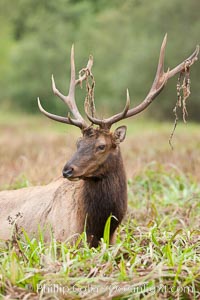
xmin=123 ymin=89 xmax=131 ymax=116
xmin=51 ymin=45 xmax=88 ymax=127
xmin=106 ymin=88 xmax=131 ymax=127
xmin=68 ymin=44 xmax=76 ymax=102
xmin=37 ymin=97 xmax=84 ymax=128
xmin=151 ymin=33 xmax=167 ymax=89
xmin=51 ymin=74 xmax=66 ymax=103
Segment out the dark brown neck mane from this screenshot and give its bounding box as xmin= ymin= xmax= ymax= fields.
xmin=82 ymin=148 xmax=127 ymax=247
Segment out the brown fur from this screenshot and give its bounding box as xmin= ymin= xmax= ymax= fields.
xmin=83 ymin=149 xmax=127 ymax=247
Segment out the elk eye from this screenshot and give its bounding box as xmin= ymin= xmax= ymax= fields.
xmin=97 ymin=144 xmax=106 ymax=151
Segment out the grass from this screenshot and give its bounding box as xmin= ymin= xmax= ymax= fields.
xmin=0 ymin=112 xmax=200 ymax=299
xmin=0 ymin=164 xmax=199 ymax=299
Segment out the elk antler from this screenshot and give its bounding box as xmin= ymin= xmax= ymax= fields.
xmin=85 ymin=34 xmax=199 ymax=129
xmin=38 ymin=45 xmax=93 ymax=129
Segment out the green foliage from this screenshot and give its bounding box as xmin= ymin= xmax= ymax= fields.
xmin=103 ymin=215 xmax=117 ymax=247
xmin=0 ymin=0 xmax=199 ymax=120
xmin=3 ymin=174 xmax=30 ymax=190
xmin=0 ymin=164 xmax=200 ymax=298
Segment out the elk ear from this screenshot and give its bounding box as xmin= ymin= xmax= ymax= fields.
xmin=114 ymin=126 xmax=127 ymax=143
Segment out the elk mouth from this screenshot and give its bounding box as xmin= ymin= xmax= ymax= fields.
xmin=66 ymin=174 xmax=101 ymax=182
xmin=63 ymin=170 xmax=83 ymax=181
xmin=66 ymin=176 xmax=80 ymax=182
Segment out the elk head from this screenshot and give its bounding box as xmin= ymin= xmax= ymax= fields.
xmin=38 ymin=35 xmax=199 ymax=181
xmin=62 ymin=126 xmax=126 ymax=181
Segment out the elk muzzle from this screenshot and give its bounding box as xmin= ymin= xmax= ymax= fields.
xmin=62 ymin=163 xmax=81 ymax=181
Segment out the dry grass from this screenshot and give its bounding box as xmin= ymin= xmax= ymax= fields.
xmin=0 ymin=113 xmax=199 ymax=189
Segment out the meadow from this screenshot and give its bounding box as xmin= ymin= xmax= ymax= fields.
xmin=0 ymin=112 xmax=200 ymax=299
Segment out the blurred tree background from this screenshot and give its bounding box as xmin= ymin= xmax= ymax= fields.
xmin=0 ymin=0 xmax=199 ymax=121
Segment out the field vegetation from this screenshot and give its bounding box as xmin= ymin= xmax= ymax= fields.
xmin=0 ymin=113 xmax=199 ymax=299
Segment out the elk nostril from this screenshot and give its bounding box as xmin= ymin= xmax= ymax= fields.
xmin=63 ymin=167 xmax=74 ymax=178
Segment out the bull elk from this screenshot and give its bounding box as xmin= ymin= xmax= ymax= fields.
xmin=0 ymin=35 xmax=199 ymax=247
